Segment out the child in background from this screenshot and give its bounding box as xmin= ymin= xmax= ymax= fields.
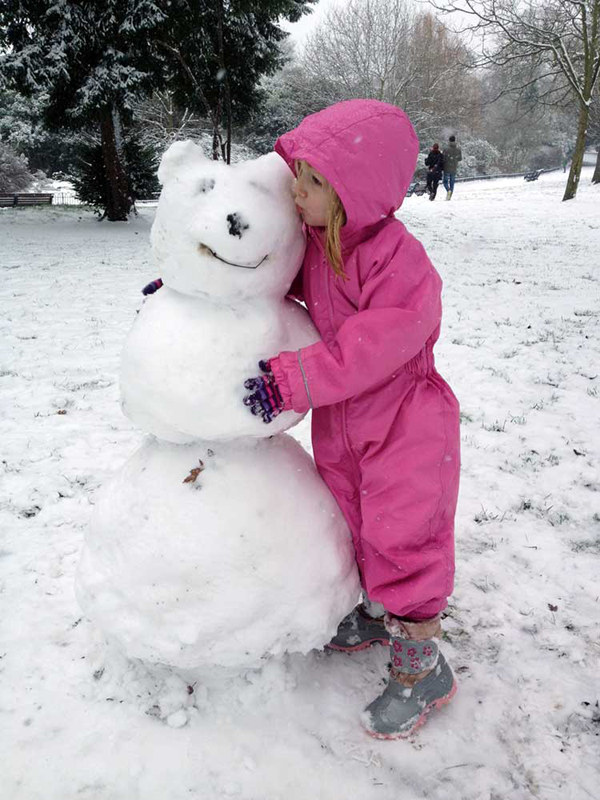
xmin=243 ymin=100 xmax=460 ymax=740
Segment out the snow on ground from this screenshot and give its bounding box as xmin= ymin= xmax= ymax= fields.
xmin=1 ymin=170 xmax=599 ymax=800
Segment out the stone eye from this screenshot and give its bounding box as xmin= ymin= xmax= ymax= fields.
xmin=198 ymin=178 xmax=215 ymax=194
xmin=249 ymin=180 xmax=269 ymax=195
xmin=227 ymin=212 xmax=249 ymax=238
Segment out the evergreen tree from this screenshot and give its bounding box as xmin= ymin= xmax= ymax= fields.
xmin=0 ymin=0 xmax=167 ymax=220
xmin=0 ymin=89 xmax=78 ymax=175
xmin=157 ymin=0 xmax=315 ymax=162
xmin=0 ymin=140 xmax=33 ymax=191
xmin=0 ymin=0 xmax=314 ymax=219
xmin=71 ymin=133 xmax=160 ymax=216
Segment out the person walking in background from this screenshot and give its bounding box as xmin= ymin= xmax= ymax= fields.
xmin=442 ymin=135 xmax=462 ymax=200
xmin=424 ymin=143 xmax=444 ymax=201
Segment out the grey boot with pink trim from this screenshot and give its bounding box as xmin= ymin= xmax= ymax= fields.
xmin=326 ymin=604 xmax=390 ymax=652
xmin=361 ymin=615 xmax=457 ymax=739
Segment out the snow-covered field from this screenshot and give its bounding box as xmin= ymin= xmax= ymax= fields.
xmin=1 ymin=169 xmax=599 ymax=800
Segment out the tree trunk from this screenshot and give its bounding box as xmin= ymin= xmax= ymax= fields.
xmin=212 ymin=98 xmax=222 ymax=161
xmin=592 ymin=147 xmax=600 ymax=184
xmin=224 ymin=82 xmax=232 ymax=165
xmin=216 ymin=0 xmax=231 ymax=164
xmin=100 ymin=108 xmax=132 ymax=220
xmin=563 ymin=101 xmax=590 ymax=201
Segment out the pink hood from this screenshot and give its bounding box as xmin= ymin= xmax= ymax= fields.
xmin=275 ymin=99 xmax=419 ymax=237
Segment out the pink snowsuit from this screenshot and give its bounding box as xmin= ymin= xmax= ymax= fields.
xmin=269 ymin=100 xmax=460 ymax=620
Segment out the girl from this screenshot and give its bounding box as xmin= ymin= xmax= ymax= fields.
xmin=243 ymin=100 xmax=460 ymax=740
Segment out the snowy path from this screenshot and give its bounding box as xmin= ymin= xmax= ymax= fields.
xmin=1 ymin=171 xmax=599 ymax=800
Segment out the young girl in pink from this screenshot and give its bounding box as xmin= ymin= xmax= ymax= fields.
xmin=243 ymin=99 xmax=461 ymax=740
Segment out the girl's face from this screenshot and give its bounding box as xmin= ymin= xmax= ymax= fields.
xmin=292 ymin=160 xmax=330 ymax=227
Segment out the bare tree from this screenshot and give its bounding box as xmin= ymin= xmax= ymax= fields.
xmin=474 ymin=63 xmax=575 ymax=170
xmin=302 ymin=0 xmax=416 ymax=104
xmin=590 ymin=84 xmax=600 ymax=181
xmin=404 ymin=12 xmax=480 ymax=140
xmin=129 ymin=91 xmax=207 ymax=152
xmin=432 ymin=0 xmax=600 ymax=200
xmin=301 ymin=0 xmax=475 ymax=141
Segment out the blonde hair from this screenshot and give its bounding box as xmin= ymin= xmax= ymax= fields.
xmin=325 ymin=186 xmax=348 ymax=280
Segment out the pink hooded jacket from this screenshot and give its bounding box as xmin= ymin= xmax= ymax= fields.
xmin=270 ymin=101 xmax=460 ymax=620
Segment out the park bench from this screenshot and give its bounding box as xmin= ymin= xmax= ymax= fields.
xmin=406 ymin=180 xmax=427 ymax=197
xmin=0 ymin=193 xmax=54 ymax=208
xmin=524 ymin=170 xmax=543 ymax=182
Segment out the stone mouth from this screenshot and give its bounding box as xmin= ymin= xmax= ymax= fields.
xmin=198 ymin=243 xmax=268 ymax=270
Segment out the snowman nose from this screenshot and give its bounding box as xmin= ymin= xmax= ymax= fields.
xmin=227 ymin=212 xmax=249 ymax=239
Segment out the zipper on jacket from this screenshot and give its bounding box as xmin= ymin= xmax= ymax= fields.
xmin=340 ymin=399 xmax=360 ymax=475
xmin=323 ymin=253 xmax=336 ymax=339
xmin=322 ymin=252 xmax=360 ymax=475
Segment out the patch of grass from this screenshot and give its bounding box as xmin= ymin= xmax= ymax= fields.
xmin=534 ymin=374 xmax=561 ymax=388
xmin=471 ymin=576 xmax=499 ymax=593
xmin=571 ymin=538 xmax=600 ymax=554
xmin=481 ymin=419 xmax=507 ymax=432
xmin=474 ymin=505 xmax=505 ymax=524
xmin=509 ymin=413 xmax=527 ymax=426
xmin=453 ymin=338 xmax=485 ymax=349
xmin=478 ymin=365 xmax=512 ymax=383
xmin=516 ymin=498 xmax=571 ymax=526
xmin=522 ymin=330 xmax=563 ymax=347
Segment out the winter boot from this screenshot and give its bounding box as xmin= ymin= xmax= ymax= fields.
xmin=361 ymin=615 xmax=457 ymax=739
xmin=326 ymin=603 xmax=391 ymax=652
xmin=446 ymin=190 xmax=452 ymax=200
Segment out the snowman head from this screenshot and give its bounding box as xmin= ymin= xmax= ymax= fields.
xmin=150 ymin=141 xmax=306 ymax=302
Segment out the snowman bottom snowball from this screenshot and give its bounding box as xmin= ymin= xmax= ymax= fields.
xmin=76 ymin=435 xmax=360 ymax=671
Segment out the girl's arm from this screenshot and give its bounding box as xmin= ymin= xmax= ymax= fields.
xmin=270 ymin=235 xmax=442 ymax=413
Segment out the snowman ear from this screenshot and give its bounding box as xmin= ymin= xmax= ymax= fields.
xmin=158 ymin=140 xmax=207 ymax=184
xmin=254 ymin=152 xmax=294 ymax=195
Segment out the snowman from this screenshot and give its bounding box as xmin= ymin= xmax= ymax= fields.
xmin=76 ymin=141 xmax=360 ymax=672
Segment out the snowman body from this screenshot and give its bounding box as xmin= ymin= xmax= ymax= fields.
xmin=76 ymin=142 xmax=360 ymax=671
xmin=120 ymin=288 xmax=317 ymax=443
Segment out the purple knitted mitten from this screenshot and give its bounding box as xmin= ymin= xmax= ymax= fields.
xmin=243 ymin=360 xmax=284 ymax=424
xmin=142 ymin=278 xmax=163 ymax=296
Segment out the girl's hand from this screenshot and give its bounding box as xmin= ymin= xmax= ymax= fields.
xmin=243 ymin=360 xmax=284 ymax=424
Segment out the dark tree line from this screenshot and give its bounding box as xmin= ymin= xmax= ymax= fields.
xmin=0 ymin=0 xmax=314 ymax=219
